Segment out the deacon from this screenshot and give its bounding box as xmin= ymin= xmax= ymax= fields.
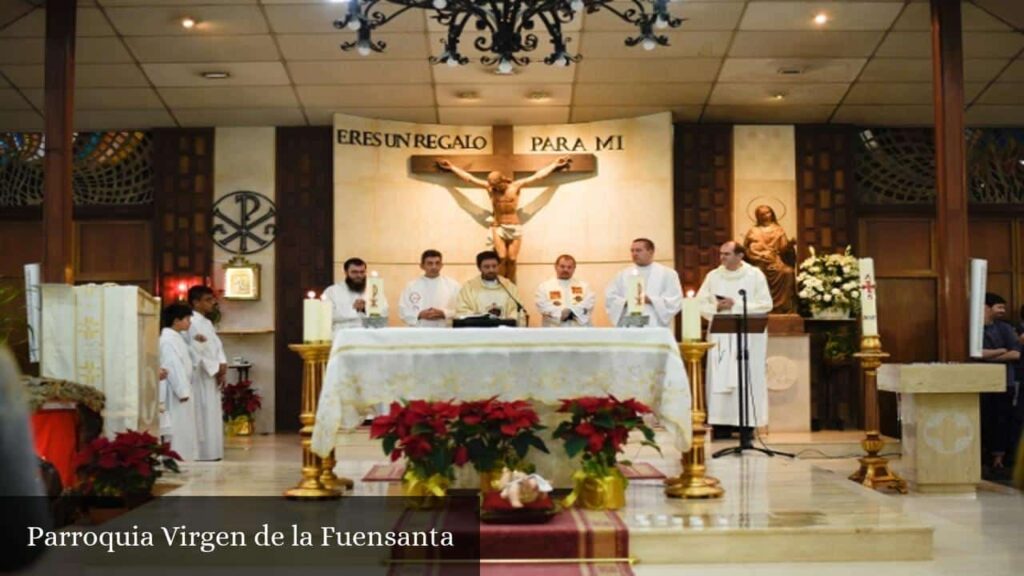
xmin=399 ymin=249 xmax=461 ymax=327
xmin=455 ymin=250 xmax=523 ymax=321
xmin=323 ymin=257 xmax=390 ymax=331
xmin=605 ymin=238 xmax=683 ymax=328
xmin=159 ymin=303 xmax=198 ymax=461
xmin=534 ymin=254 xmax=596 ymax=327
xmin=696 ymin=241 xmax=773 ymax=429
xmin=187 ymin=286 xmax=227 ymax=462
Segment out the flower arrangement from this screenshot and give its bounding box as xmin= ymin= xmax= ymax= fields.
xmin=796 ymin=246 xmax=861 ymax=317
xmin=221 ymin=379 xmax=262 ymax=421
xmin=450 ymin=397 xmax=548 ymax=479
xmin=553 ymin=396 xmax=659 ymax=509
xmin=370 ymin=400 xmax=462 ymax=501
xmin=75 ymin=430 xmax=181 ymax=499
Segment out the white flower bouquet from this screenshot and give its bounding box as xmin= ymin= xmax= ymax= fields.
xmin=797 ymin=246 xmax=861 ymax=318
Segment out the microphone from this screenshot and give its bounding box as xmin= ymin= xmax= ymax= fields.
xmin=738 ymin=289 xmax=746 ymax=296
xmin=497 ymin=277 xmax=529 ymax=325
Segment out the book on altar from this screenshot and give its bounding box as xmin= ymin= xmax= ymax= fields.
xmin=40 ymin=283 xmax=161 ymax=436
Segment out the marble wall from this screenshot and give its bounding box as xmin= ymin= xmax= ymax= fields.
xmin=333 ymin=113 xmax=675 ymax=327
xmin=212 ymin=127 xmax=276 ymax=434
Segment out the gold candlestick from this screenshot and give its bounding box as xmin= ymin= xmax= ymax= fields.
xmin=850 ymin=335 xmax=907 ymax=493
xmin=666 ymin=340 xmax=724 ymax=499
xmin=284 ymin=343 xmax=352 ymax=499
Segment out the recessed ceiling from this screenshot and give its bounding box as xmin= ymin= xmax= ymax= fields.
xmin=0 ymin=0 xmax=1020 ymax=130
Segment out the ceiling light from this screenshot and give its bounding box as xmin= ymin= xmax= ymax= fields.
xmin=772 ymin=93 xmax=786 ymax=101
xmin=201 ymin=71 xmax=230 ymax=79
xmin=527 ymin=91 xmax=551 ymax=102
xmin=455 ymin=90 xmax=480 ymax=101
xmin=814 ymin=13 xmax=828 ymax=25
xmin=777 ymin=66 xmax=804 ymax=76
xmin=181 ymin=17 xmax=196 ymax=30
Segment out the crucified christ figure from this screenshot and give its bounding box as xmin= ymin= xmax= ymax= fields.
xmin=437 ymin=156 xmax=571 ymax=283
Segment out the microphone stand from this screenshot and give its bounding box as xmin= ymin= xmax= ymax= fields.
xmin=497 ymin=278 xmax=529 ymax=327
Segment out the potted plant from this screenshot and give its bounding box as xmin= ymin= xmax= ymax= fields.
xmin=553 ymin=396 xmax=659 ymax=510
xmin=450 ymin=397 xmax=548 ymax=492
xmin=221 ymin=379 xmax=262 ymax=436
xmin=797 ymin=246 xmax=861 ymax=319
xmin=75 ymin=430 xmax=181 ymax=523
xmin=370 ymin=399 xmax=461 ymax=508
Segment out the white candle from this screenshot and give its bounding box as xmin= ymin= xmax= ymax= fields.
xmin=627 ymin=268 xmax=645 ymax=315
xmin=319 ymin=293 xmax=334 ymax=342
xmin=858 ymin=258 xmax=879 ymax=337
xmin=303 ymin=291 xmax=319 ymax=343
xmin=682 ymin=290 xmax=700 ymax=341
xmin=366 ymin=271 xmax=384 ymax=317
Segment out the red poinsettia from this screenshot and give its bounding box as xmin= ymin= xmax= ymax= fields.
xmin=553 ymin=395 xmax=659 ymax=476
xmin=75 ymin=430 xmax=182 ymax=498
xmin=450 ymin=397 xmax=548 ymax=473
xmin=370 ymin=400 xmax=461 ymax=480
xmin=221 ymin=380 xmax=262 ymax=421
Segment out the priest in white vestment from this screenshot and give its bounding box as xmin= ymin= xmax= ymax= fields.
xmin=455 ymin=250 xmax=522 ymax=321
xmin=535 ymin=254 xmax=596 ymax=327
xmin=697 ymin=241 xmax=773 ymax=428
xmin=323 ymin=257 xmax=390 ymax=332
xmin=399 ymin=250 xmax=461 ymax=327
xmin=159 ymin=303 xmax=198 ymax=461
xmin=605 ymin=238 xmax=683 ymax=328
xmin=187 ymin=286 xmax=226 ymax=461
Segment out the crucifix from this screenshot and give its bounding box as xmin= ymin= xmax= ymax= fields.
xmin=410 ymin=126 xmax=596 ymax=283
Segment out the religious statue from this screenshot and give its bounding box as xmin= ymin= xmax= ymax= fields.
xmin=743 ymin=205 xmax=797 ymax=314
xmin=437 ymin=156 xmax=571 ymax=283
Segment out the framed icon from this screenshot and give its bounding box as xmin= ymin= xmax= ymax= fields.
xmin=223 ymin=257 xmax=260 ymax=301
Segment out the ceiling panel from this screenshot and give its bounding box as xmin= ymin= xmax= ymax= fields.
xmin=571 ymin=105 xmax=703 ymax=123
xmin=583 ymin=1 xmax=744 ymax=32
xmin=104 ymin=6 xmax=269 ymax=36
xmin=832 ymin=104 xmax=934 ymax=125
xmin=967 ymin=105 xmax=1024 ymax=126
xmin=1001 ymin=59 xmax=1024 ymax=81
xmin=305 ymin=107 xmax=437 ymax=125
xmin=159 ymin=86 xmax=299 ymax=109
xmin=702 ymin=104 xmax=835 ymax=123
xmin=580 ymin=31 xmax=733 ymax=59
xmin=433 ymin=62 xmax=574 ymax=84
xmin=844 ymin=81 xmax=987 ymax=104
xmin=974 ymin=83 xmax=1024 ymax=105
xmin=266 ymin=4 xmax=425 ymax=34
xmin=0 ymin=39 xmax=41 ymax=64
xmin=174 ymin=107 xmax=306 ymax=127
xmin=288 ymin=60 xmax=432 ymax=85
xmin=718 ymin=58 xmax=866 ymax=83
xmin=0 ymin=37 xmax=128 ymax=65
xmin=878 ymin=31 xmax=1024 ymax=58
xmin=142 ymin=62 xmax=291 ymax=87
xmin=576 ymin=58 xmax=722 ymax=84
xmin=277 ymin=33 xmax=429 ymax=60
xmin=297 ymin=84 xmax=435 ymax=108
xmin=0 ymin=88 xmax=30 ymax=110
xmin=573 ymin=83 xmax=712 ymax=106
xmin=24 ymin=87 xmax=164 ymax=110
xmin=740 ymin=2 xmax=903 ymax=31
xmin=0 ymin=7 xmax=115 ymax=37
xmin=1 ymin=63 xmax=153 ymax=89
xmin=892 ymin=2 xmax=1013 ymax=31
xmin=729 ymin=31 xmax=884 ymax=58
xmin=709 ymin=82 xmax=849 ymax=105
xmin=0 ymin=110 xmax=42 ymax=130
xmin=859 ymin=58 xmax=1009 ymax=83
xmin=73 ymin=109 xmax=176 ymax=130
xmin=100 ymin=0 xmax=258 ymax=4
xmin=436 ymin=84 xmax=573 ymax=107
xmin=437 ymin=106 xmax=570 ymax=126
xmin=125 ymin=35 xmax=281 ymax=63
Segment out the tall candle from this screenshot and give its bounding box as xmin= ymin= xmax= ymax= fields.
xmin=366 ymin=271 xmax=385 ymax=317
xmin=303 ymin=291 xmax=319 ymax=342
xmin=858 ymin=258 xmax=879 ymax=337
xmin=682 ymin=290 xmax=700 ymax=340
xmin=319 ymin=293 xmax=334 ymax=342
xmin=627 ymin=268 xmax=645 ymax=315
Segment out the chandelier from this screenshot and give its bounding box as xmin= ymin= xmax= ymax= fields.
xmin=333 ymin=0 xmax=685 ymax=72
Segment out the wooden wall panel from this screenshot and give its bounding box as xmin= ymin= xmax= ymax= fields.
xmin=864 ymin=219 xmax=934 ymax=274
xmin=0 ymin=221 xmax=44 ymax=277
xmin=796 ymin=126 xmax=855 ymax=260
xmin=152 ymin=129 xmax=214 ymax=297
xmin=76 ymin=220 xmax=152 ymax=291
xmin=969 ymin=219 xmax=1014 ymax=312
xmin=274 ymin=127 xmax=333 ymax=431
xmin=674 ymin=124 xmax=732 ymax=292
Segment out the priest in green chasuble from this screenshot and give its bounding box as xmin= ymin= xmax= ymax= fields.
xmin=455 ymin=250 xmax=522 ymax=320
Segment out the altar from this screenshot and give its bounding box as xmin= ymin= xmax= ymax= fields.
xmin=311 ymin=327 xmax=692 ymax=487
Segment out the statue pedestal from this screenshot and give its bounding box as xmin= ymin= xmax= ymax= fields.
xmin=878 ymin=363 xmax=1004 ymax=494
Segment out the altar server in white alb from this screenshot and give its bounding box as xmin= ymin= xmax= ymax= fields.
xmin=187 ymin=286 xmax=227 ymax=461
xmin=605 ymin=238 xmax=683 ymax=328
xmin=399 ymin=250 xmax=460 ymax=327
xmin=323 ymin=257 xmax=390 ymax=331
xmin=535 ymin=254 xmax=596 ymax=327
xmin=158 ymin=303 xmax=198 ymax=461
xmin=697 ymin=241 xmax=773 ymax=428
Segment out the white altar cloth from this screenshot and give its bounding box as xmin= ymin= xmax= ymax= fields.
xmin=311 ymin=327 xmax=692 ymax=460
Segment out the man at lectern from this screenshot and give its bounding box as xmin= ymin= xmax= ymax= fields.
xmin=696 ymin=241 xmax=773 ymax=433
